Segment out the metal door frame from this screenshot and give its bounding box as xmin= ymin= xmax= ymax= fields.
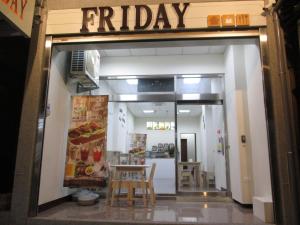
xmin=28 ymin=28 xmax=272 ymax=216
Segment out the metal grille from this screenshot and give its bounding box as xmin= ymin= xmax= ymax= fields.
xmin=70 ymin=50 xmax=85 ymax=73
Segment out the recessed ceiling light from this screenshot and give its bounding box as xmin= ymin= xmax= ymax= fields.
xmin=179 ymin=109 xmax=190 ymax=113
xmin=126 ymin=79 xmax=138 ymax=85
xmin=116 ymin=76 xmax=137 ymax=79
xmin=182 ymin=75 xmax=201 ymax=78
xmin=143 ymin=110 xmax=154 ymax=113
xmin=183 ymin=78 xmax=201 ymax=84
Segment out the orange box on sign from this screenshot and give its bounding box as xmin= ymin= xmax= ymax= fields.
xmin=236 ymin=14 xmax=250 ymax=26
xmin=207 ymin=15 xmax=221 ymax=27
xmin=221 ymin=15 xmax=235 ymax=27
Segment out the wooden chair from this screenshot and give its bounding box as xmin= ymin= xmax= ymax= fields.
xmin=178 ymin=163 xmax=193 ymax=187
xmin=131 ymin=163 xmax=156 ymax=206
xmin=110 ymin=170 xmax=132 ymax=206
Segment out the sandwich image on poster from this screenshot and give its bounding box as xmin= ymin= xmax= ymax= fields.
xmin=64 ymin=96 xmax=108 ymax=187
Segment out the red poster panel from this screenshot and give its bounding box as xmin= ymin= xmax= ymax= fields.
xmin=64 ymin=96 xmax=108 ymax=187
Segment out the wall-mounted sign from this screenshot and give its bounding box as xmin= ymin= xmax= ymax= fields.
xmin=207 ymin=15 xmax=221 ymax=27
xmin=0 ymin=0 xmax=35 ymax=37
xmin=46 ymin=2 xmax=265 ymax=35
xmin=207 ymin=13 xmax=250 ymax=28
xmin=221 ymin=15 xmax=235 ymax=27
xmin=81 ymin=3 xmax=190 ymax=33
xmin=236 ymin=14 xmax=250 ymax=26
xmin=64 ymin=96 xmax=109 ymax=187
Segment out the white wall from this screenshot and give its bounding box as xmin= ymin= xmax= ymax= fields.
xmin=180 ymin=134 xmax=196 ymax=162
xmin=205 ymin=106 xmax=215 ymax=173
xmin=177 ymin=116 xmax=201 ymax=162
xmin=211 ymin=105 xmax=227 ymax=190
xmin=100 ymin=54 xmax=224 ymax=76
xmin=39 ymin=50 xmax=74 ymax=205
xmin=225 ymin=46 xmax=251 ymax=203
xmin=199 ymin=108 xmax=207 ymax=171
xmin=244 ymin=44 xmax=272 ymax=201
xmin=107 ymin=102 xmax=135 ymax=153
xmin=224 ymin=44 xmax=272 ymax=207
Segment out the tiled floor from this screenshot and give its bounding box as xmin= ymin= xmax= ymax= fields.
xmin=178 ymin=186 xmax=220 ymax=192
xmin=36 ymin=199 xmax=272 ymax=225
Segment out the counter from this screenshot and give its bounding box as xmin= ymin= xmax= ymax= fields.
xmin=145 ymin=158 xmax=176 ymax=194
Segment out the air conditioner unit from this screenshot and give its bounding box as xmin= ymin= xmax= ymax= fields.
xmin=70 ymin=50 xmax=100 ymax=92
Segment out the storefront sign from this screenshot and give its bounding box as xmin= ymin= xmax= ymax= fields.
xmin=221 ymin=15 xmax=235 ymax=27
xmin=207 ymin=15 xmax=221 ymax=27
xmin=236 ymin=14 xmax=250 ymax=26
xmin=46 ymin=1 xmax=266 ymax=35
xmin=64 ymin=96 xmax=109 ymax=187
xmin=81 ymin=3 xmax=190 ymax=33
xmin=207 ymin=14 xmax=250 ymax=28
xmin=0 ymin=0 xmax=35 ymax=37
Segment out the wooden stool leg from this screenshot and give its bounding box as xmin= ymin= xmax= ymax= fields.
xmin=140 ymin=171 xmax=147 ymax=207
xmin=111 ymin=183 xmax=116 ymax=207
xmin=142 ymin=182 xmax=147 ymax=207
xmin=127 ymin=182 xmax=133 ymax=206
xmin=149 ymin=184 xmax=155 ymax=205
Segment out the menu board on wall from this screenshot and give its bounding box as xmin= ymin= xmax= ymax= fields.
xmin=64 ymin=96 xmax=108 ymax=187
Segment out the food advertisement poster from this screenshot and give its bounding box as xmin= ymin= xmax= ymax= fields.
xmin=127 ymin=133 xmax=147 ymax=164
xmin=64 ymin=96 xmax=108 ymax=187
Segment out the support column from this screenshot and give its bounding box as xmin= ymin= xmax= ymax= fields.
xmin=261 ymin=10 xmax=300 ymax=225
xmin=10 ymin=1 xmax=48 ymax=224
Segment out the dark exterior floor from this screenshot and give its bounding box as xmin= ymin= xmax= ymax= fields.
xmin=33 ymin=199 xmax=273 ymax=225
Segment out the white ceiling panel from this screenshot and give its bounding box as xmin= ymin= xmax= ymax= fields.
xmin=177 ymin=105 xmax=202 ymax=117
xmin=156 ymin=47 xmax=182 ymax=56
xmin=103 ymin=49 xmax=131 ymax=57
xmin=208 ymin=46 xmax=227 ymax=54
xmin=130 ymin=48 xmax=156 ymax=56
xmin=125 ymin=102 xmax=203 ymax=118
xmin=182 ymin=46 xmax=209 ymax=55
xmin=127 ymin=102 xmax=175 ymax=118
xmin=99 ymin=45 xmax=226 ymax=57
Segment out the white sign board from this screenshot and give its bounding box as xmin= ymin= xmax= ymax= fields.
xmin=46 ymin=1 xmax=266 ymax=35
xmin=0 ymin=0 xmax=36 ymax=37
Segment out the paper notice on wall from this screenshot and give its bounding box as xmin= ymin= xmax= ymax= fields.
xmin=64 ymin=96 xmax=108 ymax=187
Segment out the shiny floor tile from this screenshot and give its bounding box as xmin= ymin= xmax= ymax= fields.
xmin=37 ymin=200 xmax=271 ymax=224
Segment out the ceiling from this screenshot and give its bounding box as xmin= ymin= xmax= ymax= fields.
xmin=126 ymin=102 xmax=202 ymax=118
xmin=0 ymin=14 xmax=22 ymax=37
xmin=99 ymin=46 xmax=226 ymax=57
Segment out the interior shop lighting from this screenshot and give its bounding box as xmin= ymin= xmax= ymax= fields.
xmin=143 ymin=110 xmax=154 ymax=114
xmin=116 ymin=76 xmax=137 ymax=79
xmin=182 ymin=94 xmax=200 ymax=100
xmin=178 ymin=109 xmax=190 ymax=113
xmin=126 ymin=79 xmax=138 ymax=85
xmin=119 ymin=94 xmax=137 ymax=101
xmin=182 ymin=75 xmax=201 ymax=78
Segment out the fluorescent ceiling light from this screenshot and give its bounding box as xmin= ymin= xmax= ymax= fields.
xmin=183 ymin=78 xmax=201 ymax=84
xmin=182 ymin=75 xmax=201 ymax=78
xmin=126 ymin=79 xmax=138 ymax=85
xmin=179 ymin=109 xmax=190 ymax=113
xmin=182 ymin=94 xmax=200 ymax=100
xmin=116 ymin=76 xmax=137 ymax=79
xmin=119 ymin=94 xmax=137 ymax=101
xmin=143 ymin=110 xmax=154 ymax=114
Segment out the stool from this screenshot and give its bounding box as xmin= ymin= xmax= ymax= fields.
xmin=110 ymin=179 xmax=132 ymax=206
xmin=181 ymin=170 xmax=193 ymax=187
